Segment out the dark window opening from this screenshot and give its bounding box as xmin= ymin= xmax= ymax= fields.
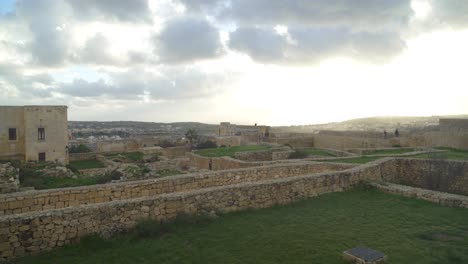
xmin=8 ymin=128 xmax=17 ymax=141
xmin=38 ymin=128 xmax=45 ymax=140
xmin=38 ymin=152 xmax=46 ymax=162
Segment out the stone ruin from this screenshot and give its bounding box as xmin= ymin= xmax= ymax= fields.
xmin=0 ymin=162 xmax=20 ymax=194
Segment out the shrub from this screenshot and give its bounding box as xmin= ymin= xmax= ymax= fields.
xmin=69 ymin=144 xmax=93 ymax=153
xmin=196 ymin=140 xmax=217 ymax=149
xmin=289 ymin=150 xmax=308 ymax=159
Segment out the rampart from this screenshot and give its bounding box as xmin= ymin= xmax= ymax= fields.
xmin=0 ymin=160 xmax=382 ymax=260
xmin=0 ymin=162 xmax=354 ymax=216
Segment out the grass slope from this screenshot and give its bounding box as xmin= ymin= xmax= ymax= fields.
xmin=14 ymin=188 xmax=468 ymax=264
xmin=195 ymin=145 xmax=271 ymax=158
xmin=300 ymin=148 xmax=336 ymax=157
xmin=69 ymin=159 xmax=106 ymax=170
xmin=365 ymin=148 xmax=415 ymax=155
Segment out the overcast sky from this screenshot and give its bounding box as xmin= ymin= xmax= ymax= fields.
xmin=1 ymin=0 xmax=467 ymax=125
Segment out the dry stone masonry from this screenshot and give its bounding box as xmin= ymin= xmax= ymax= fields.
xmin=0 ymin=163 xmax=19 ymax=194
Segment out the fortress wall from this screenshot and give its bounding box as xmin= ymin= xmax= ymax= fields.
xmin=0 ymin=162 xmax=355 ymax=216
xmin=0 ymin=160 xmax=385 ymax=260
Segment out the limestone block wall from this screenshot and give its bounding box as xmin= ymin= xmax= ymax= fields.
xmin=162 ymin=146 xmax=189 ymax=159
xmin=234 ymin=149 xmax=273 ymax=161
xmin=381 ymin=158 xmax=468 ymax=196
xmin=0 ymin=160 xmax=385 ymax=260
xmin=271 ymin=150 xmax=294 ymax=160
xmin=0 ymin=162 xmax=355 ymax=216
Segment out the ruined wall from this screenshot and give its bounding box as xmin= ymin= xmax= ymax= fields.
xmin=0 ymin=106 xmax=25 ymax=159
xmin=381 ymin=158 xmax=468 ymax=196
xmin=23 ymin=106 xmax=68 ymax=164
xmin=269 ymin=136 xmax=315 ymax=148
xmin=0 ymin=160 xmax=383 ymax=260
xmin=162 ymin=146 xmax=189 ymax=159
xmin=0 ymin=163 xmax=19 ymax=194
xmin=0 ymin=162 xmax=355 ymax=216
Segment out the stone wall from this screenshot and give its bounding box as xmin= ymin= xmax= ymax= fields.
xmin=381 ymin=158 xmax=468 ymax=196
xmin=78 ymin=168 xmax=108 ymax=177
xmin=0 ymin=159 xmax=384 ymax=260
xmin=234 ymin=149 xmax=273 ymax=161
xmin=0 ymin=163 xmax=19 ymax=194
xmin=0 ymin=162 xmax=355 ymax=216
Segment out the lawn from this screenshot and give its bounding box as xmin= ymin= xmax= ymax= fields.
xmin=105 ymin=152 xmax=145 ymax=162
xmin=411 ymin=148 xmax=468 ymax=161
xmin=69 ymin=159 xmax=106 ymax=170
xmin=13 ymin=188 xmax=468 ymax=264
xmin=300 ymin=148 xmax=336 ymax=157
xmin=322 ymin=156 xmax=384 ymax=164
xmin=365 ymin=148 xmax=415 ymax=155
xmin=20 ymin=174 xmax=114 ymax=190
xmin=194 ymin=145 xmax=271 ymax=158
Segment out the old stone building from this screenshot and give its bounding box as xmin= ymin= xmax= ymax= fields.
xmin=0 ymin=105 xmax=69 ymax=164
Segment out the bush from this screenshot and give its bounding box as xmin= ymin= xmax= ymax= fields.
xmin=289 ymin=150 xmax=308 ymax=159
xmin=196 ymin=140 xmax=217 ymax=149
xmin=69 ymin=144 xmax=93 ymax=153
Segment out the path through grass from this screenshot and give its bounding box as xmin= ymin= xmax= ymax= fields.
xmin=14 ymin=188 xmax=468 ymax=264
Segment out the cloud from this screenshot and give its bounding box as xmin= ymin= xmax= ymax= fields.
xmin=229 ymin=26 xmax=406 ymax=64
xmin=153 ymin=17 xmax=223 ymax=63
xmin=66 ymin=0 xmax=152 ymax=23
xmin=55 ymin=66 xmax=233 ymax=100
xmin=426 ymin=0 xmax=468 ymax=29
xmin=75 ymin=33 xmax=119 ymax=65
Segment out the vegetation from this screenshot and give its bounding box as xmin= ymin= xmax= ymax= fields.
xmin=365 ymin=148 xmax=415 ymax=155
xmin=195 ymin=145 xmax=271 ymax=158
xmin=14 ymin=188 xmax=468 ymax=264
xmin=105 ymin=152 xmax=145 ymax=162
xmin=411 ymin=148 xmax=468 ymax=160
xmin=19 ymin=171 xmax=121 ymax=190
xmin=300 ymin=148 xmax=336 ymax=157
xmin=288 ymin=150 xmax=309 ymax=159
xmin=157 ymin=169 xmax=182 ymax=177
xmin=69 ymin=159 xmax=106 ymax=170
xmin=185 ymin=129 xmax=199 ymax=146
xmin=323 ymin=156 xmax=383 ymax=164
xmin=196 ymin=140 xmax=217 ymax=149
xmin=69 ymin=144 xmax=93 ymax=153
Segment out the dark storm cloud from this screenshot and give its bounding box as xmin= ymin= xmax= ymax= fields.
xmin=154 ymin=17 xmax=224 ymax=63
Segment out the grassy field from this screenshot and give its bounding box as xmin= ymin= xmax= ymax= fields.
xmin=69 ymin=159 xmax=106 ymax=170
xmin=322 ymin=156 xmax=384 ymax=164
xmin=20 ymin=175 xmax=114 ymax=190
xmin=105 ymin=152 xmax=145 ymax=162
xmin=13 ymin=188 xmax=468 ymax=264
xmin=300 ymin=148 xmax=336 ymax=157
xmin=411 ymin=148 xmax=468 ymax=160
xmin=195 ymin=145 xmax=271 ymax=158
xmin=365 ymin=148 xmax=415 ymax=155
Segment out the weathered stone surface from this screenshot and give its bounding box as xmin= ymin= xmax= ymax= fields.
xmin=0 ymin=163 xmax=19 ymax=194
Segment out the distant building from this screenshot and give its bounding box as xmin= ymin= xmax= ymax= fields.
xmin=217 ymin=122 xmax=270 ymax=144
xmin=0 ymin=106 xmax=69 ymax=164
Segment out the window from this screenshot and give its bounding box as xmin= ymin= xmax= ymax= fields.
xmin=8 ymin=128 xmax=16 ymax=141
xmin=38 ymin=128 xmax=45 ymax=140
xmin=38 ymin=152 xmax=46 ymax=162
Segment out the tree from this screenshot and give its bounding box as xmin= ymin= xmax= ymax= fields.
xmin=185 ymin=129 xmax=198 ymax=147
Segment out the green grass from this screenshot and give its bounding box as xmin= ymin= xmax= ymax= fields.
xmin=13 ymin=188 xmax=468 ymax=264
xmin=365 ymin=148 xmax=415 ymax=155
xmin=323 ymin=156 xmax=384 ymax=164
xmin=411 ymin=148 xmax=468 ymax=161
xmin=19 ymin=174 xmax=114 ymax=190
xmin=157 ymin=169 xmax=182 ymax=177
xmin=69 ymin=159 xmax=106 ymax=170
xmin=194 ymin=145 xmax=271 ymax=158
xmin=105 ymin=152 xmax=145 ymax=162
xmin=300 ymin=148 xmax=336 ymax=157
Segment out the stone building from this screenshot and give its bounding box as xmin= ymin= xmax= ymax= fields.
xmin=218 ymin=122 xmax=270 ymax=144
xmin=0 ymin=105 xmax=69 ymax=164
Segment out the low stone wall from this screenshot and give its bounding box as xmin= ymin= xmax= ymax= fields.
xmin=0 ymin=162 xmax=355 ymax=216
xmin=78 ymin=168 xmax=108 ymax=177
xmin=381 ymin=158 xmax=468 ymax=196
xmin=234 ymin=149 xmax=273 ymax=161
xmin=162 ymin=146 xmax=190 ymax=159
xmin=0 ymin=160 xmax=385 ymax=260
xmin=0 ymin=163 xmax=19 ymax=194
xmin=69 ymin=152 xmax=96 ymax=161
xmin=370 ymin=182 xmax=468 ymax=208
xmin=272 ymin=150 xmax=294 ymax=160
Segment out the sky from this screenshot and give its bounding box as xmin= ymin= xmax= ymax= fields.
xmin=0 ymin=0 xmax=467 ymax=126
